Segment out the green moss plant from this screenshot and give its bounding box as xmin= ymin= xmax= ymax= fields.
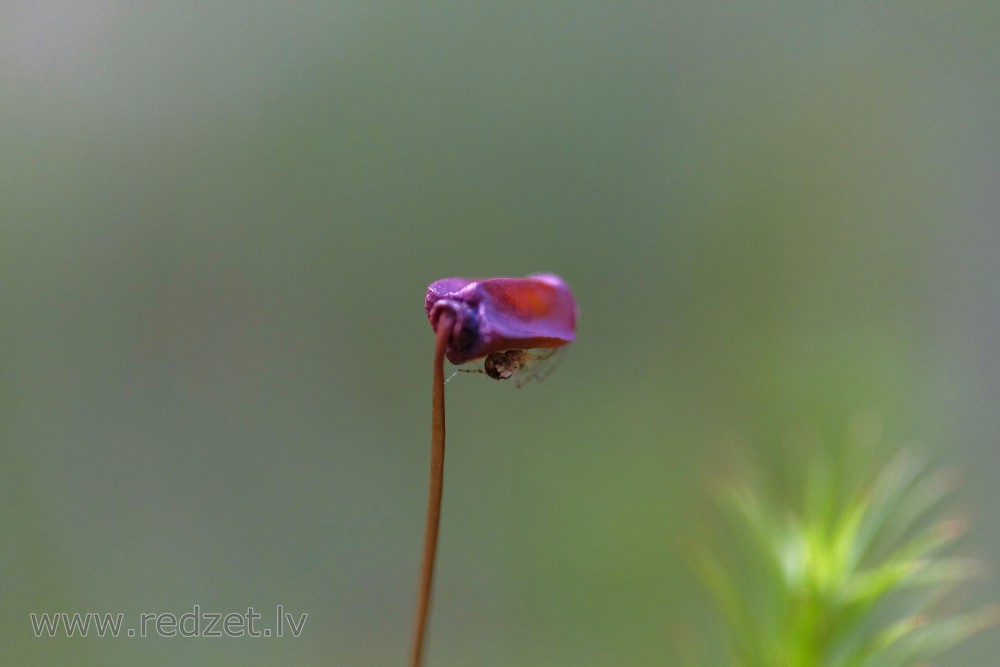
xmin=693 ymin=432 xmax=997 ymax=666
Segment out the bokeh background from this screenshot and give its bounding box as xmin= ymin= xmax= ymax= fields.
xmin=2 ymin=2 xmax=998 ymax=665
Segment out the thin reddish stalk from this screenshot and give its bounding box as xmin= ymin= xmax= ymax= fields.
xmin=410 ymin=312 xmax=453 ymax=667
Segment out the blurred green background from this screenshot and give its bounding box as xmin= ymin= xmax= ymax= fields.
xmin=2 ymin=2 xmax=998 ymax=665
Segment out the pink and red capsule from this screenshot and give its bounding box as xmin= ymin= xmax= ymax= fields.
xmin=425 ymin=273 xmax=577 ymax=382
